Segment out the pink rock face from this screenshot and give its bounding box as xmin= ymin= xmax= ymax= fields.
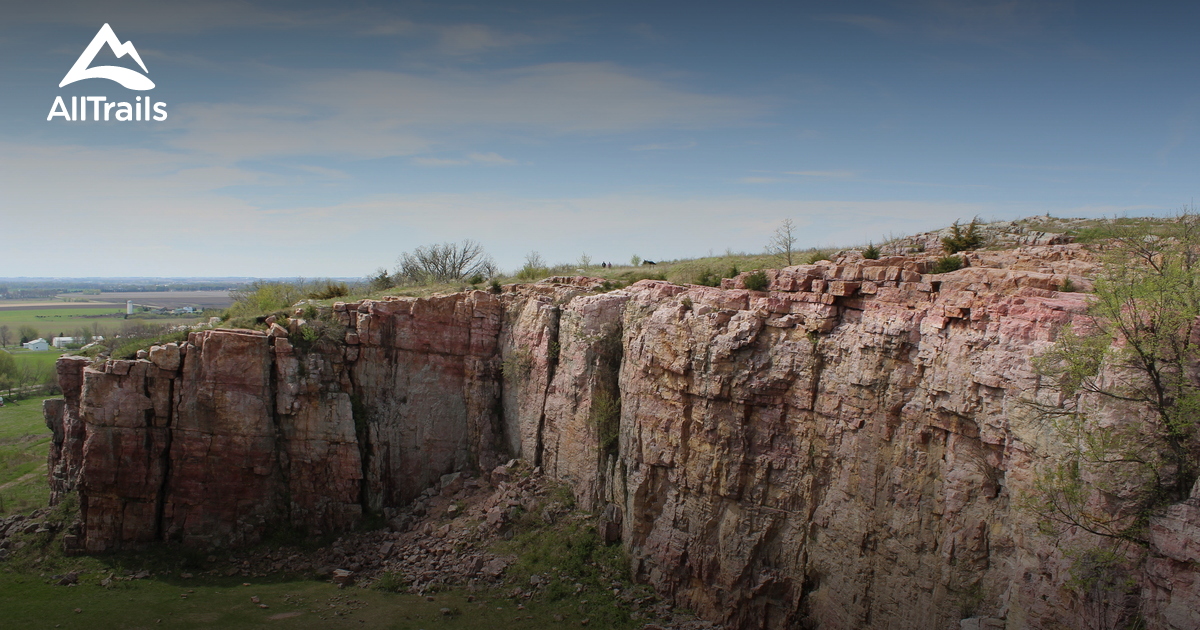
xmin=50 ymin=256 xmax=1200 ymax=630
xmin=162 ymin=330 xmax=278 ymax=548
xmin=352 ymin=291 xmax=505 ymax=510
xmin=1143 ymin=480 xmax=1200 ymax=629
xmin=44 ymin=356 xmax=90 ymax=505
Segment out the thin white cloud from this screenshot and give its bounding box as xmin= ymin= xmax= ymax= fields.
xmin=292 ymin=164 xmax=352 ymax=180
xmin=467 ymin=152 xmax=517 ymax=165
xmin=412 ymin=152 xmax=517 ymax=167
xmin=786 ymin=170 xmax=856 ymax=178
xmin=627 ymin=23 xmax=662 ymax=41
xmin=631 ymin=141 xmax=697 ymax=151
xmin=433 ymin=24 xmax=538 ymax=55
xmin=362 ymin=19 xmax=417 ymax=36
xmin=412 ymin=157 xmax=473 ymax=167
xmin=819 ymin=14 xmax=903 ymax=36
xmin=166 ymin=63 xmax=755 ymax=161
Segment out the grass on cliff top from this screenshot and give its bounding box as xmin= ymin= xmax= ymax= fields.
xmin=220 ymin=213 xmax=1191 ymax=325
xmin=0 ymin=394 xmax=53 ymax=516
xmin=243 ymin=247 xmax=841 ymax=315
xmin=1014 ymin=214 xmax=1185 ymax=244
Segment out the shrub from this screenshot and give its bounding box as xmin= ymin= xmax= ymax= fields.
xmin=289 ymin=320 xmax=340 ymax=350
xmin=502 ymin=348 xmax=533 ymax=382
xmin=932 ymin=255 xmax=964 ymax=274
xmin=744 ymin=271 xmax=769 ymax=291
xmin=517 ymin=251 xmax=549 ymax=281
xmin=367 ymin=268 xmax=395 ymax=292
xmin=307 ymin=280 xmax=349 ymax=300
xmin=863 ymin=243 xmax=881 ymax=259
xmin=696 ymin=268 xmax=721 ymax=287
xmin=397 ymin=240 xmax=496 ymax=284
xmin=226 ymin=281 xmax=308 ymax=321
xmin=590 ymin=390 xmax=621 ymax=456
xmin=372 ymin=571 xmax=408 ymax=593
xmin=942 ymin=218 xmax=985 ymax=254
xmin=805 ymin=250 xmax=830 ymax=264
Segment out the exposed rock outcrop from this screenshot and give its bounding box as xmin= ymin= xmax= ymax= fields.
xmin=44 ymin=244 xmax=1200 ymax=629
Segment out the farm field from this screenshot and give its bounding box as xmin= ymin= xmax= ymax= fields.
xmin=5 ymin=348 xmax=66 ymax=370
xmin=56 ymin=290 xmax=234 ymax=310
xmin=0 ymin=304 xmax=206 ymax=343
xmin=0 ymin=306 xmax=126 ymax=343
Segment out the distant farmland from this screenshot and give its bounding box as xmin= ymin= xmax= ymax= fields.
xmin=55 ymin=290 xmax=234 ymax=310
xmin=0 ymin=302 xmax=212 ymax=343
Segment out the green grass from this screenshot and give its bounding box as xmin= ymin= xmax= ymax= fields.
xmin=0 ymin=394 xmax=54 ymax=516
xmin=0 ymin=307 xmax=123 ymax=323
xmin=1015 ymin=215 xmax=1184 ymax=245
xmin=0 ymin=570 xmax=634 ymax=630
xmin=6 ymin=348 xmax=65 ymax=370
xmin=289 ymin=249 xmax=838 ymax=312
xmin=0 ymin=510 xmax=655 ymax=630
xmin=492 ymin=517 xmax=648 ymax=629
xmin=0 ymin=305 xmax=203 ymax=344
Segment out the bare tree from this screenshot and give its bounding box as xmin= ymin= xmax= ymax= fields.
xmin=397 ymin=240 xmax=495 ymax=284
xmin=517 ymin=251 xmax=548 ymax=280
xmin=0 ymin=325 xmax=9 ymax=348
xmin=769 ymin=219 xmax=798 ymax=266
xmin=17 ymin=325 xmax=38 ymax=344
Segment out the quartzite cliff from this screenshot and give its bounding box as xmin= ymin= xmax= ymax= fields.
xmin=45 ymin=243 xmax=1200 ymax=629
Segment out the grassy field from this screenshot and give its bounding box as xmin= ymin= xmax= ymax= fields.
xmin=340 ymin=249 xmax=827 ymax=304
xmin=0 ymin=476 xmax=661 ymax=630
xmin=5 ymin=348 xmax=66 ymax=370
xmin=0 ymin=571 xmax=642 ymax=629
xmin=0 ymin=306 xmax=123 ymax=344
xmin=0 ymin=394 xmax=53 ymax=516
xmin=0 ymin=304 xmax=205 ymax=344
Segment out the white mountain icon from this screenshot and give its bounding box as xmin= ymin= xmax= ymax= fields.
xmin=59 ymin=23 xmax=154 ymax=90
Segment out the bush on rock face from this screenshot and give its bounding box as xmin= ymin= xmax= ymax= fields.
xmin=744 ymin=271 xmax=769 ymax=291
xmin=932 ymin=256 xmax=964 ymax=274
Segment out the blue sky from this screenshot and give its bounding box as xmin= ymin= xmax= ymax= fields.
xmin=1 ymin=0 xmax=1198 ymax=277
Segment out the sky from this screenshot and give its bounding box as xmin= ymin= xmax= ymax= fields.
xmin=1 ymin=0 xmax=1198 ymax=277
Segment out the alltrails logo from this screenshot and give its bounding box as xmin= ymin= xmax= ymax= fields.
xmin=47 ymin=24 xmax=168 ymax=122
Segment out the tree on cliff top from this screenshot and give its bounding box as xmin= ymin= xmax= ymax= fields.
xmin=396 ymin=240 xmax=497 ymax=284
xmin=942 ymin=218 xmax=985 ymax=254
xmin=1029 ymin=209 xmax=1200 ymax=545
xmin=768 ymin=218 xmax=798 ymax=266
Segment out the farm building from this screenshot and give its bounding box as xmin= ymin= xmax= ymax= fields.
xmin=23 ymin=338 xmax=49 ymax=351
xmin=52 ymin=336 xmax=103 ymax=348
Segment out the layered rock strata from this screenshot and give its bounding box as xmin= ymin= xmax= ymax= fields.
xmin=46 ymin=244 xmax=1200 ymax=629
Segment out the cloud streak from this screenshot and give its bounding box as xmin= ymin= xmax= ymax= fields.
xmin=166 ymin=63 xmax=755 ymax=162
